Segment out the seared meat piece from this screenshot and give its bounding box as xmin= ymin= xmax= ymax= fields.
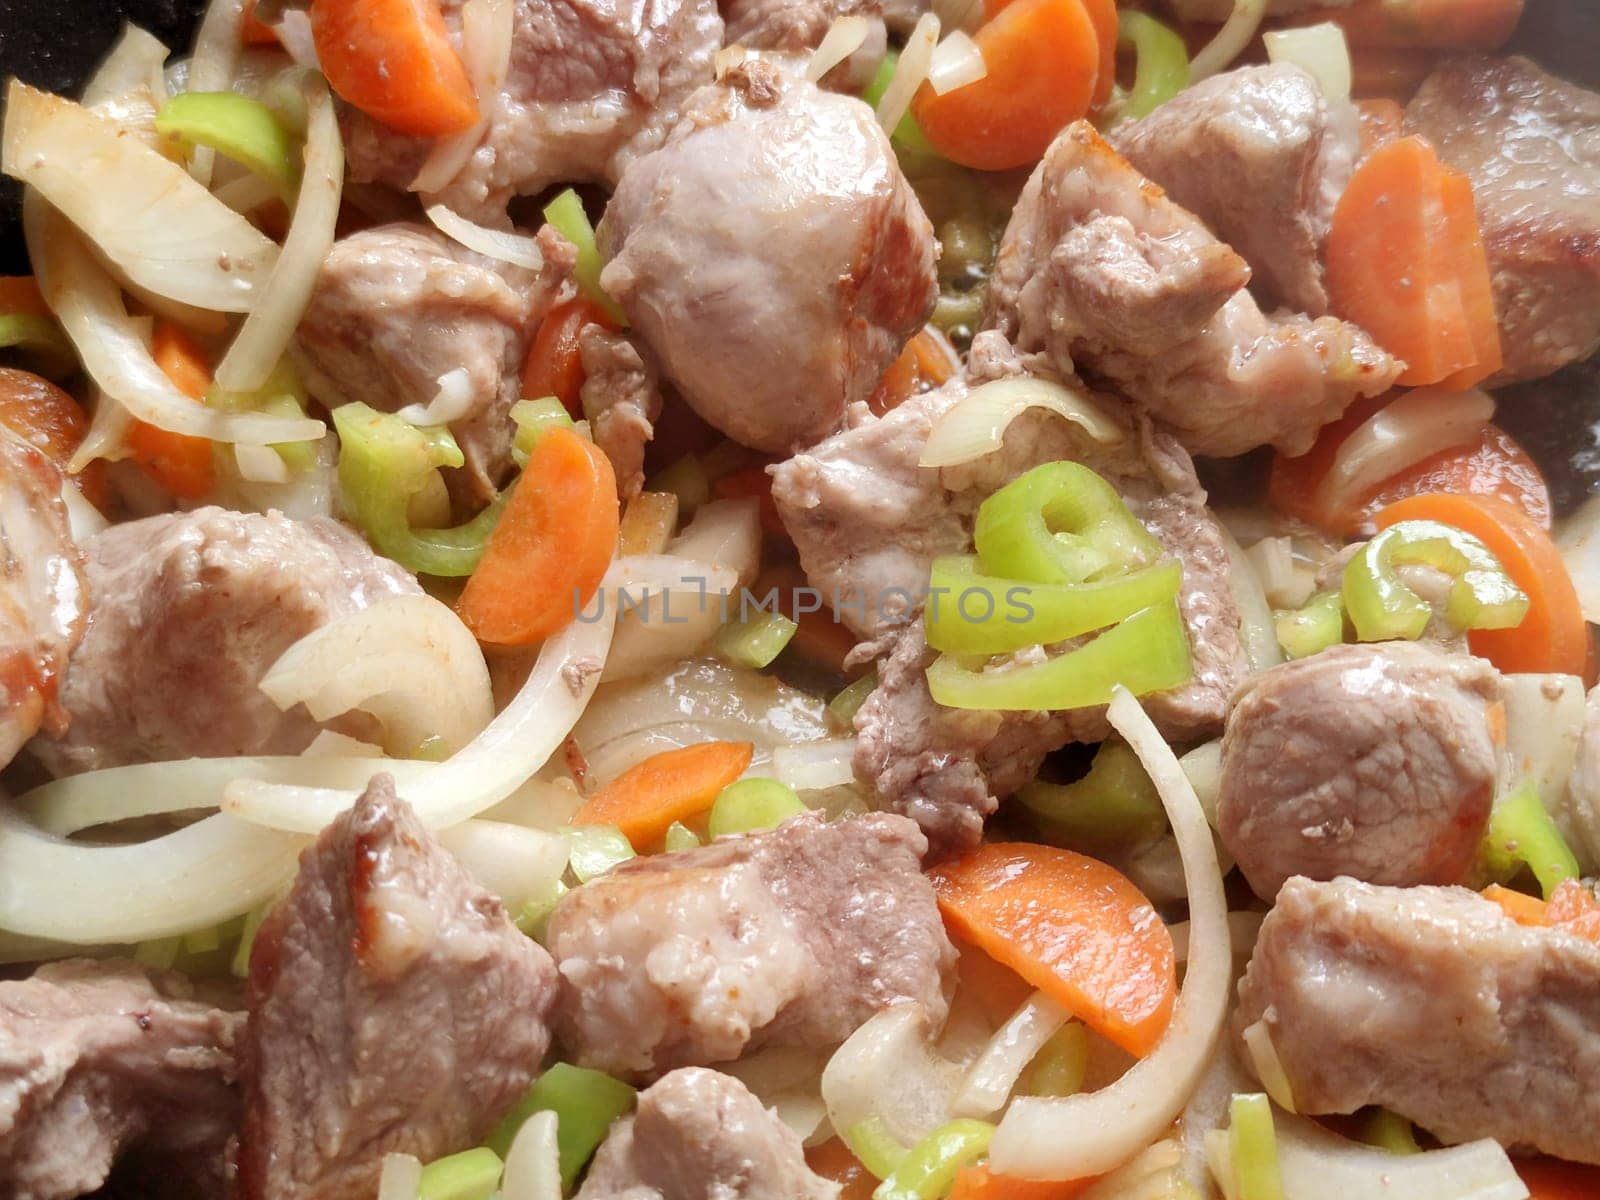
xmin=772 ymin=335 xmax=1248 ymax=853
xmin=1404 ymin=56 xmax=1600 ymax=382
xmin=599 ymin=59 xmax=938 ymax=452
xmin=238 ymin=775 xmax=558 ymax=1200
xmin=581 ymin=327 xmax=662 ymax=502
xmin=1236 ymin=877 xmax=1600 ymax=1163
xmin=341 ymin=0 xmax=723 ymax=220
xmin=577 ymin=1068 xmax=839 ymax=1199
xmin=547 ymin=812 xmax=953 ymax=1078
xmin=987 ymin=122 xmax=1399 ymax=458
xmin=1108 ymin=64 xmax=1358 ymax=315
xmin=1218 ymin=643 xmax=1500 ymax=899
xmin=30 ymin=507 xmax=419 ymax=777
xmin=296 ymin=222 xmax=573 ymax=509
xmin=721 ymin=0 xmax=924 ymax=52
xmin=0 ymin=425 xmax=84 ymax=770
xmin=0 ymin=959 xmax=241 ymax=1200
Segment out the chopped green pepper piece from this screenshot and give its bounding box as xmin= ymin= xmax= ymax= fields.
xmin=1019 ymin=741 xmax=1167 ymax=852
xmin=714 ymin=610 xmax=798 ymax=669
xmin=828 ymin=672 xmax=877 ymax=731
xmin=561 ymin=825 xmax=636 ymax=882
xmin=0 ymin=313 xmax=74 ymax=378
xmin=1342 ymin=519 xmax=1528 ymax=643
xmin=155 ymin=91 xmax=299 ymax=197
xmin=332 ymin=402 xmax=504 ymax=577
xmin=647 ymin=454 xmax=711 ymax=517
xmin=926 ymin=598 xmax=1192 ymax=712
xmin=543 ymin=189 xmax=626 ymax=326
xmin=847 ymin=1116 xmax=910 ymax=1181
xmin=1115 ymin=11 xmax=1191 ymax=123
xmin=1273 ymin=589 xmax=1345 ymax=661
xmin=513 ymin=879 xmax=568 ymax=940
xmin=1483 ymin=779 xmax=1581 ymax=899
xmin=973 ymin=462 xmax=1164 ymax=586
xmin=232 ymin=905 xmax=269 ymax=978
xmin=133 ymin=936 xmax=181 ymax=970
xmin=417 ymin=1146 xmax=502 ymax=1200
xmin=663 ymin=821 xmax=702 ymax=853
xmin=208 ymin=359 xmax=316 ymax=471
xmin=1228 ymin=1093 xmax=1285 ymax=1200
xmin=863 ymin=51 xmax=941 ymax=164
xmin=510 ymin=396 xmax=574 ymax=466
xmin=926 ymin=554 xmax=1183 ymax=655
xmin=872 ymin=1119 xmax=995 ymax=1200
xmin=486 ymin=1063 xmax=636 ymax=1190
xmin=1361 ymin=1108 xmax=1422 ymax=1156
xmin=708 ymin=778 xmax=808 ymax=839
xmin=1025 ymin=1021 xmax=1088 ymax=1098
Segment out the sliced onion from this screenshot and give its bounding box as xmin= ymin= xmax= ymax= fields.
xmin=926 ymin=31 xmax=987 ymax=96
xmin=1217 ymin=524 xmax=1284 ymax=673
xmin=82 ymin=24 xmax=170 ymax=107
xmin=806 ymin=15 xmax=873 ymax=83
xmin=224 ymin=564 xmax=619 ymax=833
xmin=989 ymin=688 xmax=1232 ymax=1180
xmin=1078 ymin=1138 xmax=1184 ymax=1200
xmin=1264 ymin=22 xmax=1352 ymax=101
xmin=259 ymin=594 xmax=495 ymax=757
xmin=920 ymin=378 xmax=1122 ymax=468
xmin=395 ymin=365 xmax=478 ymax=425
xmin=59 ymin=479 xmax=108 ymax=540
xmin=1557 ymin=494 xmax=1600 ymax=624
xmin=425 ymin=203 xmax=546 ymax=270
xmin=1169 ymin=911 xmax=1262 ymax=964
xmin=274 ymin=9 xmax=321 ymax=70
xmin=1190 ymin=0 xmax=1269 ymax=81
xmin=1314 ymin=386 xmax=1494 ymax=521
xmin=1222 ymin=1112 xmax=1528 ymax=1200
xmin=24 ymin=193 xmax=325 ymax=445
xmin=772 ymin=737 xmax=858 ymax=792
xmin=1499 ymin=673 xmax=1595 ymax=869
xmin=215 ymin=172 xmax=283 ymax=216
xmin=1240 ymin=1019 xmax=1297 ymax=1114
xmin=876 ymin=12 xmax=940 ymax=134
xmin=954 ymin=991 xmax=1069 ymax=1118
xmin=932 ymin=0 xmax=984 ymax=33
xmin=1245 ymin=536 xmax=1314 ymax=611
xmin=411 ymin=0 xmax=512 ymax=193
xmin=378 ymin=1154 xmax=424 ymax=1200
xmin=603 ymin=555 xmax=738 ymax=683
xmin=821 ymin=1003 xmax=964 ymax=1150
xmin=183 ymin=0 xmax=246 ymax=186
xmin=436 ymin=819 xmax=568 ymax=913
xmin=214 ymin=75 xmax=344 ymax=392
xmin=4 ymin=81 xmax=279 ymax=312
xmin=501 ymin=1110 xmax=561 ymax=1200
xmin=1179 ymin=740 xmax=1223 ymax=828
xmin=234 ymin=442 xmax=289 ymax=483
xmin=668 ymin=498 xmax=761 ymax=588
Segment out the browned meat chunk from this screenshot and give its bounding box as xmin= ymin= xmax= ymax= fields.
xmin=237 ymin=775 xmax=558 ymax=1200
xmin=1404 ymin=56 xmax=1600 ymax=382
xmin=29 ymin=507 xmax=420 ymax=777
xmin=547 ymin=812 xmax=953 ymax=1078
xmin=987 ymin=122 xmax=1399 ymax=458
xmin=581 ymin=327 xmax=663 ymax=502
xmin=341 ymin=0 xmax=723 ymax=220
xmin=599 ymin=60 xmax=938 ymax=452
xmin=721 ymin=0 xmax=924 ymax=51
xmin=1218 ymin=643 xmax=1500 ymax=899
xmin=1236 ymin=876 xmax=1600 ymax=1163
xmin=0 ymin=421 xmax=84 ymax=769
xmin=576 ymin=1068 xmax=840 ymax=1199
xmin=0 ymin=959 xmax=241 ymax=1200
xmin=1108 ymin=64 xmax=1358 ymax=315
xmin=772 ymin=335 xmax=1249 ymax=853
xmin=296 ymin=222 xmax=572 ymax=509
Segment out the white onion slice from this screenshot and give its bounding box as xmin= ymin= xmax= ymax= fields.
xmin=1239 ymin=1019 xmax=1298 ymax=1114
xmin=224 ymin=564 xmax=619 ymax=833
xmin=1217 ymin=525 xmax=1283 ymax=673
xmin=603 ymin=555 xmax=737 ymax=684
xmin=395 ymin=366 xmax=478 ymax=426
xmin=23 ymin=193 xmax=325 ymax=446
xmin=1245 ymin=536 xmax=1314 ymax=611
xmin=954 ymin=991 xmax=1068 ymax=1118
xmin=425 ymin=203 xmax=546 ymax=270
xmin=1190 ymin=0 xmax=1269 ymax=81
xmin=920 ymin=378 xmax=1122 ymax=468
xmin=501 ymin=1110 xmax=561 ymax=1200
xmin=436 ymin=819 xmax=569 ymax=913
xmin=378 ymin=1153 xmax=425 ymax=1200
xmin=807 ymin=15 xmax=873 ymax=83
xmin=3 ymin=81 xmax=278 ymax=312
xmin=1079 ymin=1138 xmax=1185 ymax=1200
xmin=772 ymin=737 xmax=858 ymax=792
xmin=59 ymin=480 xmax=108 ymax=540
xmin=876 ymin=12 xmax=940 ymax=134
xmin=411 ymin=0 xmax=512 ymax=193
xmin=82 ymin=24 xmax=170 ymax=107
xmin=1314 ymin=386 xmax=1494 ymax=521
xmin=667 ymin=498 xmax=761 ymax=588
xmin=926 ymin=31 xmax=987 ymax=96
xmin=215 ymin=172 xmax=283 ymax=216
xmin=214 ymin=75 xmax=344 ymax=392
xmin=1264 ymin=22 xmax=1352 ymax=101
xmin=274 ymin=10 xmax=321 ymax=69
xmin=183 ymin=0 xmax=246 ymax=186
xmin=1557 ymin=494 xmax=1600 ymax=625
xmin=821 ymin=1003 xmax=965 ymax=1149
xmin=989 ymin=688 xmax=1232 ymax=1180
xmin=234 ymin=442 xmax=289 ymax=483
xmin=259 ymin=594 xmax=495 ymax=757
